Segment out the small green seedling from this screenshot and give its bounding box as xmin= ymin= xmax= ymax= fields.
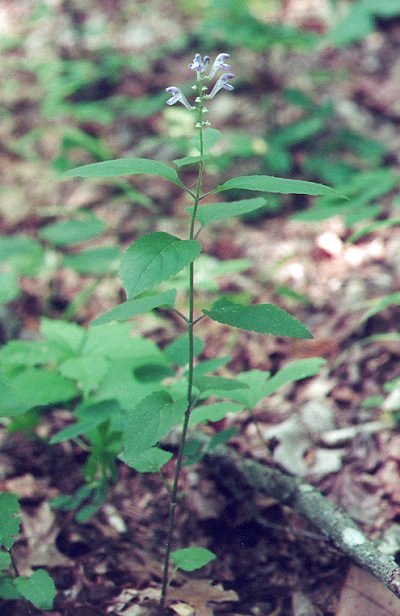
xmin=0 ymin=493 xmax=56 ymax=611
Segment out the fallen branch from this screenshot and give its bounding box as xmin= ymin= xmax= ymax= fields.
xmin=183 ymin=434 xmax=400 ymax=600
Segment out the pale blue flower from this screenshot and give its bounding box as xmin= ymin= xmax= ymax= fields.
xmin=205 ymin=73 xmax=235 ymax=99
xmin=165 ymin=86 xmax=195 ymax=111
xmin=189 ymin=53 xmax=210 ymax=74
xmin=207 ymin=53 xmax=230 ymax=80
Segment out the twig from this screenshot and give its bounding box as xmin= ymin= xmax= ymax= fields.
xmin=178 ymin=433 xmax=400 ymax=599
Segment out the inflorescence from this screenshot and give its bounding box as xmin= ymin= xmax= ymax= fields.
xmin=165 ymin=53 xmax=234 ymax=123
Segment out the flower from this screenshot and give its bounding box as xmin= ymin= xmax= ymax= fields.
xmin=207 ymin=53 xmax=230 ymax=80
xmin=205 ymin=73 xmax=235 ymax=99
xmin=165 ymin=86 xmax=195 ymax=111
xmin=189 ymin=53 xmax=210 ymax=74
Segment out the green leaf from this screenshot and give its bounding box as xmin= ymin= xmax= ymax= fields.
xmin=203 ymin=298 xmax=313 ymax=339
xmin=0 ymin=271 xmax=20 ymax=304
xmin=92 ymin=289 xmax=176 ymax=326
xmin=217 ymin=175 xmax=342 ymax=197
xmin=262 ymin=357 xmax=325 ymax=397
xmin=348 ymin=218 xmax=400 ymax=243
xmin=194 ymin=376 xmax=249 ymax=396
xmin=0 ymin=551 xmax=11 ymax=570
xmin=1 ymin=369 xmax=77 ymax=416
xmin=59 ymin=354 xmax=109 ymax=398
xmin=187 ymin=197 xmax=266 ymax=226
xmin=0 ymin=577 xmax=21 ymax=600
xmin=63 ymin=246 xmax=120 ymax=274
xmin=14 ymin=569 xmax=56 ymax=610
xmin=122 ymin=392 xmax=186 ymax=466
xmin=164 ymin=334 xmax=204 ymax=367
xmin=39 ymin=213 xmax=105 ymax=246
xmin=0 ymin=236 xmax=44 ymax=277
xmin=63 ymin=157 xmax=182 ymax=186
xmin=50 ymin=400 xmax=122 ymax=444
xmin=231 ymin=369 xmax=272 ymax=406
xmin=189 ymin=402 xmax=244 ymax=426
xmin=192 ymin=128 xmax=222 ymax=153
xmin=171 ymin=546 xmax=216 ymax=572
xmin=119 ymin=447 xmax=173 ymax=472
xmin=120 ymin=232 xmax=201 ymax=299
xmin=0 ymin=493 xmax=20 ymax=550
xmin=361 ymin=292 xmax=400 ymax=322
xmin=41 ymin=318 xmax=85 ymax=356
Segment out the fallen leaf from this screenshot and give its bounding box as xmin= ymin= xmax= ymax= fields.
xmin=168 ymin=579 xmax=238 ymax=616
xmin=336 ymin=565 xmax=400 ymax=616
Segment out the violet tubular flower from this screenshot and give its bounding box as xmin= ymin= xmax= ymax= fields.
xmin=165 ymin=86 xmax=195 ymax=111
xmin=205 ymin=73 xmax=235 ymax=99
xmin=189 ymin=53 xmax=210 ymax=74
xmin=207 ymin=53 xmax=230 ymax=80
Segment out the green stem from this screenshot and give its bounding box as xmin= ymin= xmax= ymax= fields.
xmin=159 ymin=73 xmax=205 ymax=611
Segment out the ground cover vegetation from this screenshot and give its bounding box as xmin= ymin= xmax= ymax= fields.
xmin=1 ymin=1 xmax=400 ymax=614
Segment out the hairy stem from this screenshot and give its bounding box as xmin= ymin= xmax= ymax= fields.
xmin=159 ymin=73 xmax=205 ymax=610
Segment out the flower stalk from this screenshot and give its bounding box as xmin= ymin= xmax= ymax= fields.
xmin=159 ymin=53 xmax=234 ymax=611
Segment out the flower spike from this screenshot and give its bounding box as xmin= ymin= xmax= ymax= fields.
xmin=207 ymin=53 xmax=230 ymax=80
xmin=165 ymin=87 xmax=195 ymax=111
xmin=205 ymin=73 xmax=235 ymax=99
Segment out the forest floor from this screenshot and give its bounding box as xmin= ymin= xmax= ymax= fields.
xmin=1 ymin=1 xmax=400 ymax=615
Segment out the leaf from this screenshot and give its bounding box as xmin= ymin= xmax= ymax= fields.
xmin=189 ymin=402 xmax=244 ymax=426
xmin=41 ymin=318 xmax=85 ymax=356
xmin=0 ymin=493 xmax=20 ymax=550
xmin=164 ymin=334 xmax=204 ymax=367
xmin=192 ymin=128 xmax=222 ymax=153
xmin=203 ymin=298 xmax=313 ymax=339
xmin=217 ymin=175 xmax=342 ymax=197
xmin=63 ymin=246 xmax=120 ymax=274
xmin=50 ymin=400 xmax=121 ymax=444
xmin=63 ymin=157 xmax=182 ymax=186
xmin=187 ymin=197 xmax=266 ymax=226
xmin=0 ymin=271 xmax=20 ymax=304
xmin=1 ymin=369 xmax=77 ymax=416
xmin=14 ymin=569 xmax=56 ymax=610
xmin=119 ymin=447 xmax=173 ymax=472
xmin=194 ymin=376 xmax=249 ymax=397
xmin=361 ymin=292 xmax=400 ymax=322
xmin=120 ymin=232 xmax=201 ymax=299
xmin=262 ymin=357 xmax=326 ymax=397
xmin=171 ymin=547 xmax=216 ymax=572
xmin=231 ymin=369 xmax=272 ymax=407
xmin=0 ymin=551 xmax=11 ymax=570
xmin=39 ymin=213 xmax=105 ymax=246
xmin=59 ymin=354 xmax=109 ymax=398
xmin=122 ymin=392 xmax=186 ymax=466
xmin=92 ymin=289 xmax=176 ymax=326
xmin=0 ymin=236 xmax=44 ymax=277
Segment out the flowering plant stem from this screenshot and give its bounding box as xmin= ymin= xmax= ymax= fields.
xmin=159 ymin=71 xmax=205 ymax=611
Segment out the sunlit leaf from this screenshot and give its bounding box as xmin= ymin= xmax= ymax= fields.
xmin=63 ymin=157 xmax=182 ymax=186
xmin=120 ymin=232 xmax=201 ymax=299
xmin=119 ymin=447 xmax=173 ymax=472
xmin=39 ymin=213 xmax=105 ymax=246
xmin=63 ymin=246 xmax=120 ymax=274
xmin=262 ymin=357 xmax=325 ymax=397
xmin=204 ymin=298 xmax=313 ymax=338
xmin=14 ymin=569 xmax=56 ymax=610
xmin=187 ymin=197 xmax=266 ymax=226
xmin=122 ymin=392 xmax=186 ymax=466
xmin=92 ymin=289 xmax=176 ymax=326
xmin=0 ymin=493 xmax=20 ymax=550
xmin=171 ymin=546 xmax=216 ymax=572
xmin=217 ymin=175 xmax=341 ymax=197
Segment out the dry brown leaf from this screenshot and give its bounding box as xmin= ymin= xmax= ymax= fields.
xmin=336 ymin=566 xmax=400 ymax=616
xmin=168 ymin=579 xmax=238 ymax=616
